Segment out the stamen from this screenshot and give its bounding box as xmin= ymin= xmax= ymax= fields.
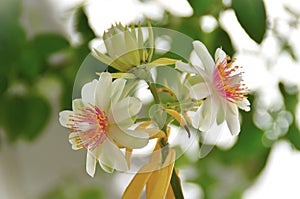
xmin=213 ymin=57 xmax=248 ymax=103
xmin=68 ymin=105 xmax=109 ymax=150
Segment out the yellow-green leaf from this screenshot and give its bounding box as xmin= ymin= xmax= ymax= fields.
xmin=164 ymin=109 xmax=190 ymax=137
xmin=92 ymin=48 xmax=124 ymax=71
xmin=151 ymin=58 xmax=180 ymax=66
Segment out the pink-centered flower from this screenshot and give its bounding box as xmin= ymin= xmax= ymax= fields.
xmin=59 ymin=72 xmax=149 ymax=177
xmin=176 ymin=41 xmax=250 ymax=135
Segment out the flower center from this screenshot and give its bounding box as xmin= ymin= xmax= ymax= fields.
xmin=69 ymin=105 xmax=109 ymax=150
xmin=213 ymin=56 xmax=248 ymax=103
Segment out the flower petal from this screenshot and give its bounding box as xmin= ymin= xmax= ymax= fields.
xmin=95 ymin=72 xmax=112 ymax=112
xmin=86 ymin=150 xmax=97 ymax=177
xmin=214 ymin=48 xmax=227 ymax=67
xmin=99 ymin=140 xmax=128 ymax=172
xmin=59 ymin=110 xmax=74 ymax=128
xmin=109 ymin=124 xmax=149 ymax=148
xmin=72 ymin=99 xmax=84 ymax=114
xmin=68 ymin=132 xmax=82 ymax=150
xmin=110 ymin=97 xmax=142 ymax=127
xmin=187 ymin=109 xmax=201 ymax=129
xmin=237 ymin=98 xmax=251 ymax=112
xmin=99 ymin=160 xmax=114 ymax=173
xmin=216 ymin=102 xmax=226 ymax=125
xmin=189 ymin=82 xmax=210 ymax=100
xmin=111 ymin=78 xmax=126 ymax=106
xmin=191 ymin=96 xmax=218 ymax=132
xmin=175 ymin=61 xmax=198 ymax=74
xmin=225 ymin=103 xmax=240 ymax=136
xmin=193 ymin=41 xmax=215 ymax=75
xmin=82 ymin=79 xmax=98 ymax=105
xmin=199 ymin=97 xmax=218 ymax=132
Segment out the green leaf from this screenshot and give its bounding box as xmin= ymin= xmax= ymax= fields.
xmin=32 ymin=34 xmax=69 ymax=57
xmin=2 ymin=96 xmax=28 ymax=141
xmin=0 ymin=74 xmax=8 ymax=96
xmin=201 ymin=27 xmax=235 ymax=57
xmin=0 ymin=0 xmax=22 ymax=27
xmin=78 ymin=188 xmax=103 ymax=199
xmin=18 ymin=47 xmax=43 ymax=79
xmin=60 ymin=79 xmax=73 ymax=110
xmin=286 ymin=124 xmax=300 ymax=150
xmin=232 ymin=0 xmax=267 ymax=43
xmin=279 ymin=82 xmax=298 ymax=113
xmin=24 ymin=96 xmax=51 ymax=141
xmin=75 ymin=6 xmax=96 ymax=43
xmin=187 ymin=0 xmax=222 ymax=16
xmin=0 ymin=24 xmax=26 ymax=73
xmin=149 ymin=104 xmax=167 ymax=129
xmin=40 ymin=188 xmax=66 ymax=199
xmin=279 ymin=82 xmax=300 ymax=150
xmin=2 ymin=95 xmax=51 ymax=142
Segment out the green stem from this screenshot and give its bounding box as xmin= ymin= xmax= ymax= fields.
xmin=135 ymin=118 xmax=151 ymax=123
xmin=171 ymin=169 xmax=184 ymax=199
xmin=148 ymin=82 xmax=161 ymax=104
xmin=148 ymin=81 xmax=184 ymax=199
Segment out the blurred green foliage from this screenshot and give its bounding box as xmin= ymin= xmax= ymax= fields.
xmin=0 ymin=0 xmax=299 ymax=199
xmin=0 ymin=0 xmax=95 ymax=142
xmin=40 ymin=187 xmax=103 ymax=199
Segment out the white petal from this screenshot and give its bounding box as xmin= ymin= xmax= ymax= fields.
xmin=100 ymin=140 xmax=128 ymax=172
xmin=187 ymin=108 xmax=201 ymax=129
xmin=175 ymin=61 xmax=198 ymax=74
xmin=216 ymin=104 xmax=225 ymax=125
xmin=72 ymin=99 xmax=84 ymax=114
xmin=99 ymin=160 xmax=114 ymax=173
xmin=188 ymin=97 xmax=217 ymax=132
xmin=189 ymin=83 xmax=210 ymax=100
xmin=109 ymin=124 xmax=149 ymax=148
xmin=95 ymin=72 xmax=112 ymax=112
xmin=199 ymin=97 xmax=218 ymax=132
xmin=68 ymin=132 xmax=82 ymax=150
xmin=237 ymin=98 xmax=251 ymax=112
xmin=111 ymin=78 xmax=126 ymax=105
xmin=192 ymin=41 xmax=215 ymax=75
xmin=214 ymin=48 xmax=227 ymax=66
xmin=59 ymin=110 xmax=74 ymax=128
xmin=198 ymin=97 xmax=217 ymax=132
xmin=225 ymin=103 xmax=240 ymax=136
xmin=89 ymin=145 xmax=103 ymax=159
xmin=86 ymin=151 xmax=97 ymax=177
xmin=81 ymin=79 xmax=98 ymax=105
xmin=110 ymin=97 xmax=142 ymax=127
xmin=227 ymin=101 xmax=239 ymax=115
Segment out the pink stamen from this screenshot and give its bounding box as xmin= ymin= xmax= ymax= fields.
xmin=213 ymin=56 xmax=248 ymax=103
xmin=68 ymin=105 xmax=109 ymax=150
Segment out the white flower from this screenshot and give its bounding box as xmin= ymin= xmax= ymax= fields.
xmin=176 ymin=41 xmax=250 ymax=136
xmin=59 ymin=72 xmax=149 ymax=177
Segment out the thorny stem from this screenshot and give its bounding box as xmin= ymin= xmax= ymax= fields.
xmin=148 ymin=82 xmax=185 ymax=199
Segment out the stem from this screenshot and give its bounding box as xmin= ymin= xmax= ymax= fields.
xmin=148 ymin=82 xmax=185 ymax=199
xmin=171 ymin=169 xmax=184 ymax=199
xmin=135 ymin=118 xmax=151 ymax=123
xmin=148 ymin=82 xmax=161 ymax=104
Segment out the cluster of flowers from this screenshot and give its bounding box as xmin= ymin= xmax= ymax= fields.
xmin=59 ymin=22 xmax=250 ymax=179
